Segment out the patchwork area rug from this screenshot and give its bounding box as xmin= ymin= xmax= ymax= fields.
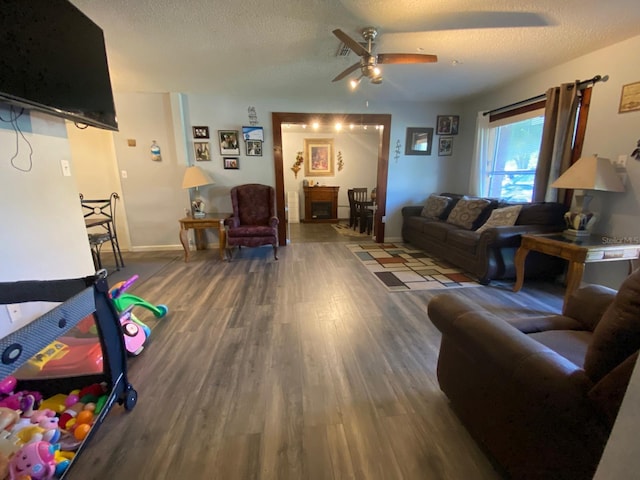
xmin=332 ymin=222 xmax=370 ymax=237
xmin=348 ymin=243 xmax=483 ymax=292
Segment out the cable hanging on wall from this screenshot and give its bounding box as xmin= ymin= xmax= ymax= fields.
xmin=0 ymin=106 xmax=34 ymax=172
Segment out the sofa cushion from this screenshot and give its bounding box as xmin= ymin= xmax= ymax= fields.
xmin=584 ymin=269 xmax=640 ymax=382
xmin=446 ymin=197 xmax=491 ymax=230
xmin=476 ymin=205 xmax=523 ymax=233
xmin=528 ymin=330 xmax=592 ymax=368
xmin=404 ymin=215 xmax=438 ymax=230
xmin=420 ymin=194 xmax=452 ymax=219
xmin=423 ymin=221 xmax=461 ymax=241
xmin=446 ymin=229 xmax=480 ymax=254
xmin=515 ymin=202 xmax=567 ymax=226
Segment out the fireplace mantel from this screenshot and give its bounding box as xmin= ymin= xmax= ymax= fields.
xmin=303 ymin=186 xmax=339 ymax=223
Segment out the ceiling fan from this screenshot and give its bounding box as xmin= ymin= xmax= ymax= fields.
xmin=332 ymin=27 xmax=437 ymax=87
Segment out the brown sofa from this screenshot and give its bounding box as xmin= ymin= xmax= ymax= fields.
xmin=402 ymin=193 xmax=567 ymax=284
xmin=428 ymin=269 xmax=640 ymax=479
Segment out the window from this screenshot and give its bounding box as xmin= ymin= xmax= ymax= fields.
xmin=484 ymin=109 xmax=544 ymax=202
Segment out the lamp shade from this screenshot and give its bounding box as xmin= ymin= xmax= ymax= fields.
xmin=550 ymin=155 xmax=624 ymax=192
xmin=182 ymin=166 xmax=214 ymax=189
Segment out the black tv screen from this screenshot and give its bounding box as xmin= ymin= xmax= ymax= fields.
xmin=0 ymin=0 xmax=118 ymax=131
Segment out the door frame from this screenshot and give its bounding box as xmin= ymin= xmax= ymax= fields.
xmin=271 ymin=112 xmax=391 ymax=246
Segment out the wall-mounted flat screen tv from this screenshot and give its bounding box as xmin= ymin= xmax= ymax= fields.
xmin=0 ymin=0 xmax=118 ymax=131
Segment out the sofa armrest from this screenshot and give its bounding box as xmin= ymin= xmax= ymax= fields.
xmin=269 ymin=216 xmax=279 ymax=228
xmin=564 ymin=284 xmax=616 ymax=331
xmin=402 ymin=206 xmax=423 ymax=217
xmin=478 ymin=224 xmax=564 ymax=248
xmin=429 ymin=294 xmax=594 ymax=409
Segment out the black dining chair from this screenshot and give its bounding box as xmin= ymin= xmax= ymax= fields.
xmin=80 ymin=192 xmax=125 ymax=271
xmin=348 ymin=188 xmax=374 ymax=233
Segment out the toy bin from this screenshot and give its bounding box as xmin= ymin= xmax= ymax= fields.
xmin=0 ymin=273 xmax=137 ymax=479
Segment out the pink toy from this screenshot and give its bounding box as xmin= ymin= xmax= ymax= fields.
xmin=9 ymin=441 xmax=56 ymax=480
xmin=120 ymin=310 xmax=146 ymax=356
xmin=0 ymin=376 xmax=17 ymax=395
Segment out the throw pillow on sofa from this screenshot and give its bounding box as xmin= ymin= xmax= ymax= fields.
xmin=476 ymin=205 xmax=523 ymax=233
xmin=420 ymin=194 xmax=452 ymax=219
xmin=445 ymin=197 xmax=491 ymax=230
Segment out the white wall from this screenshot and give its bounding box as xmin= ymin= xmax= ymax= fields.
xmin=458 ymin=34 xmax=640 ymax=290
xmin=0 ymin=106 xmax=95 ymax=336
xmin=68 ymin=93 xmax=461 ymax=248
xmin=110 ymin=92 xmax=188 ymax=250
xmin=66 ymin=123 xmax=131 ymax=251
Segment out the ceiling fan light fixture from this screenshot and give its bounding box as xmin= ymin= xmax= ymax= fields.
xmin=371 ymin=76 xmax=383 ymax=85
xmin=349 ymin=77 xmax=361 ymax=90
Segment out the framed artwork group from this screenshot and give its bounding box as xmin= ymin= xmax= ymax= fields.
xmin=189 ymin=125 xmax=265 ymax=169
xmin=404 ymin=114 xmax=459 ymax=157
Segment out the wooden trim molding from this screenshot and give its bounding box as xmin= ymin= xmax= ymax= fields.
xmin=271 ymin=112 xmax=391 ymax=245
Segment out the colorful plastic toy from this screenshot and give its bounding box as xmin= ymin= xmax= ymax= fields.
xmin=109 ymin=275 xmax=168 ymax=355
xmin=119 ymin=309 xmax=147 ymax=356
xmin=9 ymin=441 xmax=56 ymax=480
xmin=110 ymin=275 xmax=168 ymax=320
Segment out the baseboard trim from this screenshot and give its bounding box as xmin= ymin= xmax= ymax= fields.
xmin=129 ymin=245 xmax=185 ymax=252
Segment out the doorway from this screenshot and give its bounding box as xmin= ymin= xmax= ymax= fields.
xmin=271 ymin=112 xmax=391 ymax=246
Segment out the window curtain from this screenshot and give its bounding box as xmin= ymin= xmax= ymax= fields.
xmin=533 ymin=81 xmax=580 ymax=202
xmin=469 ymin=111 xmax=490 ymax=196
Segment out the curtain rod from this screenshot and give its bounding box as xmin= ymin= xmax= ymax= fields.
xmin=482 ymin=74 xmax=606 ymax=117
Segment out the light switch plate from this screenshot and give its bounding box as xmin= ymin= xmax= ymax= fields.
xmin=6 ymin=304 xmax=21 ymax=323
xmin=60 ymin=159 xmax=71 ymax=176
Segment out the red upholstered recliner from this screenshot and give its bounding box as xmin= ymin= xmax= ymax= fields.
xmin=224 ymin=184 xmax=279 ymax=260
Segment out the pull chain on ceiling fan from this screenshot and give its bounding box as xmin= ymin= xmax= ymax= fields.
xmin=332 ymin=27 xmax=438 ymax=88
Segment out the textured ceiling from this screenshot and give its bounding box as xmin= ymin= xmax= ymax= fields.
xmin=70 ymin=0 xmax=640 ymax=103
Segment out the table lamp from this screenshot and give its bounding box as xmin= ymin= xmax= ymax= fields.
xmin=550 ymin=155 xmax=624 ymax=238
xmin=182 ymin=166 xmax=214 ymax=218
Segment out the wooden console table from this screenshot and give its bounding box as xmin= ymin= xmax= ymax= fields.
xmin=513 ymin=233 xmax=640 ymax=313
xmin=178 ymin=214 xmax=230 ymax=262
xmin=303 ymin=186 xmax=339 ymax=223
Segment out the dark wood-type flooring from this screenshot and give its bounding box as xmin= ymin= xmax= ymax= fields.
xmin=67 ymin=223 xmax=564 ymax=479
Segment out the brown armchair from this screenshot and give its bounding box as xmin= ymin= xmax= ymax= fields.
xmin=224 ymin=183 xmax=279 ymax=260
xmin=428 ymin=270 xmax=640 ymax=479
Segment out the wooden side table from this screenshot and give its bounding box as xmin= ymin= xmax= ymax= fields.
xmin=513 ymin=233 xmax=640 ymax=313
xmin=178 ymin=214 xmax=230 ymax=262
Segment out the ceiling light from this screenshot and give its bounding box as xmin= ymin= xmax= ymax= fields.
xmin=372 ymin=67 xmax=381 ymax=77
xmin=349 ymin=77 xmax=361 ymax=90
xmin=335 ymin=123 xmax=342 ymax=131
xmin=350 ymin=124 xmax=355 ymax=130
xmin=312 ymin=122 xmax=319 ymax=130
xmin=371 ymin=76 xmax=383 ymax=85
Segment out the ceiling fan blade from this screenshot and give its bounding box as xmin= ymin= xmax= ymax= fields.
xmin=332 ymin=62 xmax=361 ymax=82
xmin=332 ymin=29 xmax=370 ymax=58
xmin=377 ymin=53 xmax=438 ymax=64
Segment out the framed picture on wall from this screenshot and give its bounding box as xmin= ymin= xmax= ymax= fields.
xmin=192 ymin=126 xmax=209 ymax=139
xmin=218 ymin=130 xmax=240 ymax=155
xmin=436 ymin=115 xmax=459 ymax=135
xmin=619 ymin=81 xmax=640 ymax=113
xmin=223 ymin=157 xmax=239 ymax=169
xmin=194 ymin=141 xmax=211 ymax=161
xmin=438 ymin=136 xmax=453 ymax=156
xmin=405 ymin=127 xmax=433 ymax=155
xmin=246 ymin=140 xmax=262 ymax=156
xmin=242 ymin=126 xmax=264 ymax=141
xmin=304 ymin=138 xmax=334 ymax=176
